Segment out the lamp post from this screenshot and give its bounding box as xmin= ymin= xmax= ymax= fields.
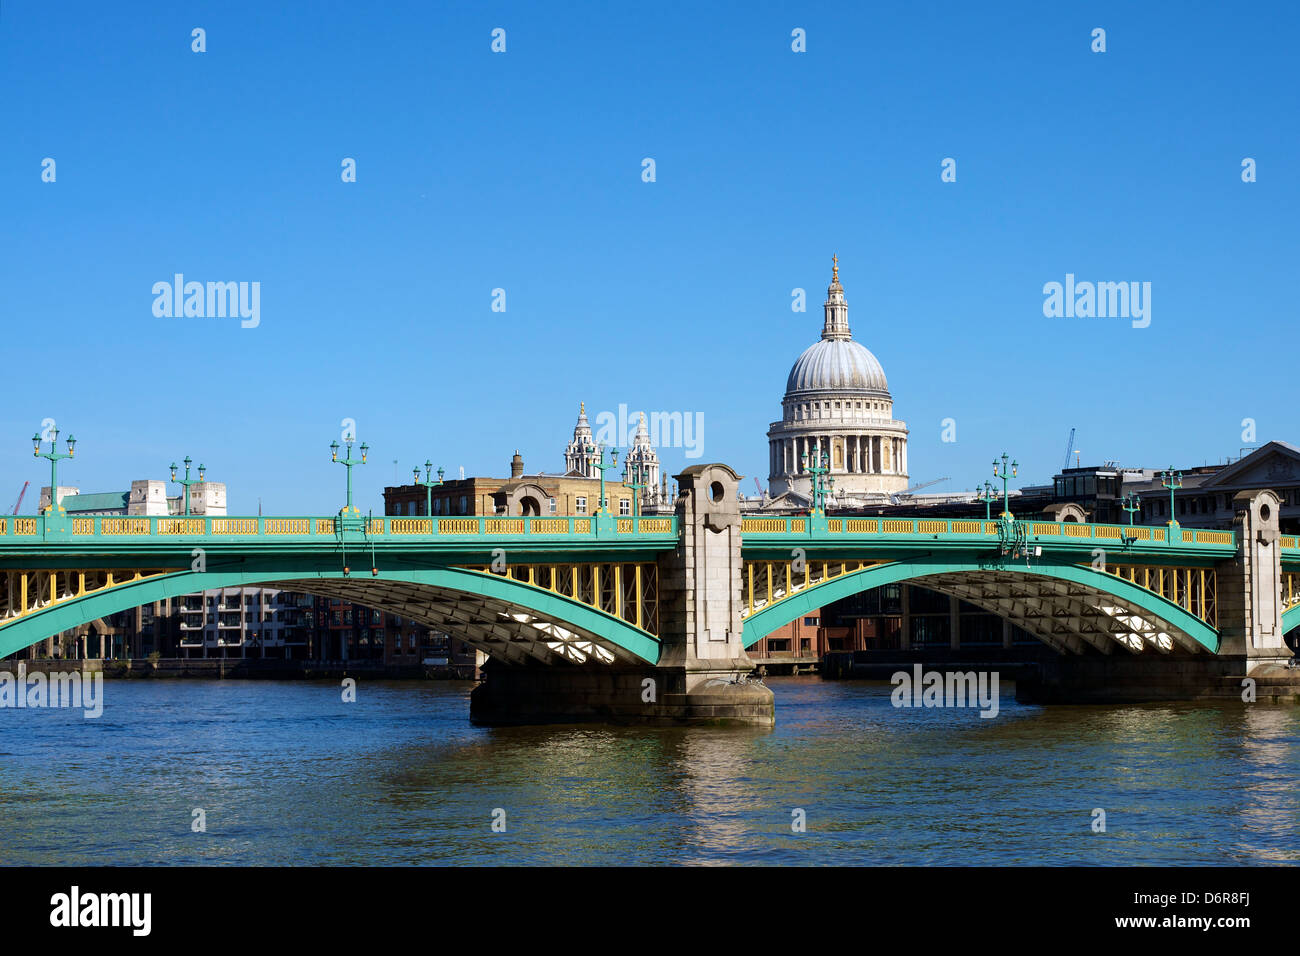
xmin=330 ymin=436 xmax=369 ymax=515
xmin=1119 ymin=492 xmax=1141 ymax=526
xmin=623 ymin=458 xmax=646 ymax=518
xmin=169 ymin=456 xmax=206 ymax=516
xmin=1158 ymin=467 xmax=1182 ymax=526
xmin=412 ymin=460 xmax=445 ymax=517
xmin=991 ymin=452 xmax=1018 ymax=519
xmin=976 ymin=480 xmax=998 ymax=521
xmin=801 ymin=447 xmax=832 ymax=513
xmin=32 ymin=428 xmax=76 ymax=515
xmin=593 ymin=444 xmax=618 ymax=514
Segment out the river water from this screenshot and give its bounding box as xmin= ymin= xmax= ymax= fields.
xmin=0 ymin=677 xmax=1296 ymax=865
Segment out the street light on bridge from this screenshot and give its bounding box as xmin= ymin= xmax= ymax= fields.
xmin=330 ymin=436 xmax=369 ymax=515
xmin=413 ymin=460 xmax=445 ymax=517
xmin=1158 ymin=467 xmax=1182 ymax=527
xmin=623 ymin=458 xmax=646 ymax=518
xmin=975 ymin=480 xmax=998 ymax=521
xmin=991 ymin=452 xmax=1018 ymax=519
xmin=32 ymin=428 xmax=76 ymax=515
xmin=1120 ymin=492 xmax=1142 ymax=526
xmin=593 ymin=444 xmax=618 ymax=514
xmin=169 ymin=456 xmax=206 ymax=516
xmin=801 ymin=447 xmax=833 ymax=514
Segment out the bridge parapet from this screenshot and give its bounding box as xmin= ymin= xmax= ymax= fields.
xmin=0 ymin=513 xmax=677 ymax=545
xmin=739 ymin=514 xmax=1236 ymax=560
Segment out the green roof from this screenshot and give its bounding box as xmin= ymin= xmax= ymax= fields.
xmin=59 ymin=491 xmax=130 ymax=513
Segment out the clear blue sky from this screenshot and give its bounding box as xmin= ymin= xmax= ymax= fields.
xmin=2 ymin=1 xmax=1296 ymax=514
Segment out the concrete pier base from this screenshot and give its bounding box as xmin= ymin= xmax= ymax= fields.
xmin=469 ymin=661 xmax=775 ymax=727
xmin=1016 ymin=654 xmax=1300 ymax=704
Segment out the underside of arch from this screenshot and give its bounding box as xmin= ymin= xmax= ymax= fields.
xmin=741 ymin=558 xmax=1220 ymax=655
xmin=0 ymin=568 xmax=661 ymax=666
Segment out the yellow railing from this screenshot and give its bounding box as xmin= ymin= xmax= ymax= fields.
xmin=485 ymin=518 xmax=524 ymax=534
xmin=72 ymin=517 xmax=95 ymax=535
xmin=882 ymin=520 xmax=913 ymax=534
xmin=1283 ymin=535 xmax=1298 ymax=550
xmin=159 ymin=518 xmax=206 ymax=535
xmin=530 ymin=518 xmax=570 ymax=534
xmin=101 ymin=517 xmax=151 ymax=535
xmin=13 ymin=518 xmax=38 ymax=535
xmin=438 ymin=519 xmax=479 ymax=534
xmin=211 ymin=518 xmax=257 ymax=535
xmin=390 ymin=518 xmax=432 ymax=534
xmin=263 ymin=518 xmax=309 ymax=535
xmin=1191 ymin=530 xmax=1233 ymax=545
xmin=742 ymin=518 xmax=793 ymax=533
xmin=315 ymin=519 xmax=335 ymax=535
xmin=638 ymin=518 xmax=673 ymax=533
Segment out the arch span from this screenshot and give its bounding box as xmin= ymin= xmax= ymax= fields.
xmin=1283 ymin=604 xmax=1300 ymax=636
xmin=0 ymin=567 xmax=661 ymax=666
xmin=741 ymin=557 xmax=1220 ymax=655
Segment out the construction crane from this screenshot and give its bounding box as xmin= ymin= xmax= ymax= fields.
xmin=753 ymin=477 xmax=765 ymax=497
xmin=890 ymin=477 xmax=950 ymax=505
xmin=11 ymin=481 xmax=28 ymax=515
xmin=1062 ymin=427 xmax=1076 ymax=470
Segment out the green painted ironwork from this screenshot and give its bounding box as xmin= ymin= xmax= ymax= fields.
xmin=412 ymin=460 xmax=444 ymax=518
xmin=1159 ymin=467 xmax=1183 ymax=526
xmin=593 ymin=444 xmax=617 ymax=515
xmin=169 ymin=457 xmax=205 ymax=516
xmin=330 ymin=436 xmax=368 ymax=516
xmin=0 ymin=565 xmax=663 ymax=665
xmin=32 ymin=428 xmax=76 ymax=515
xmin=739 ymin=556 xmax=1222 ymax=654
xmin=802 ymin=447 xmax=833 ymax=513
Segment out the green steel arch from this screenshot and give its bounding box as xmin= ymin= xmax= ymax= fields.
xmin=1283 ymin=604 xmax=1300 ymax=635
xmin=741 ymin=557 xmax=1221 ymax=653
xmin=0 ymin=566 xmax=662 ymax=665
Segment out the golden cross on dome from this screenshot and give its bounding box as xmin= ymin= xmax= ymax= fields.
xmin=832 ymin=255 xmax=839 ymax=281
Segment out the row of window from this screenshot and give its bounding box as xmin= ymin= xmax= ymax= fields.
xmin=789 ymin=399 xmax=889 ymax=421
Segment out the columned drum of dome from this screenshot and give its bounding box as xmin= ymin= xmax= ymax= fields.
xmin=767 ymin=260 xmax=909 ymax=505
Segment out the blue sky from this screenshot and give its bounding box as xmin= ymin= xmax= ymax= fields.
xmin=2 ymin=1 xmax=1296 ymax=514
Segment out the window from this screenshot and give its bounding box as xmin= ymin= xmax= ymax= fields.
xmin=576 ymin=497 xmax=587 ymax=514
xmin=459 ymin=496 xmax=468 ymax=514
xmin=619 ymin=499 xmax=630 ymax=515
xmin=803 ymin=616 xmax=819 ymax=626
xmin=549 ymin=497 xmax=557 ymax=514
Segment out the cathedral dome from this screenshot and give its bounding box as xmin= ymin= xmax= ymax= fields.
xmin=785 ymin=338 xmax=889 ymax=396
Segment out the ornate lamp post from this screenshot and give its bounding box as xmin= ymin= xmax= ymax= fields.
xmin=593 ymin=444 xmax=618 ymax=514
xmin=991 ymin=452 xmax=1018 ymax=519
xmin=1119 ymin=492 xmax=1142 ymax=526
xmin=412 ymin=460 xmax=445 ymax=517
xmin=976 ymin=480 xmax=998 ymax=521
xmin=623 ymin=458 xmax=646 ymax=518
xmin=801 ymin=447 xmax=833 ymax=513
xmin=169 ymin=456 xmax=206 ymax=515
xmin=1158 ymin=467 xmax=1182 ymax=526
xmin=330 ymin=436 xmax=369 ymax=515
xmin=32 ymin=428 xmax=76 ymax=515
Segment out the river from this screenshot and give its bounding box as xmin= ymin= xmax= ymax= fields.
xmin=1 ymin=677 xmax=1296 ymax=865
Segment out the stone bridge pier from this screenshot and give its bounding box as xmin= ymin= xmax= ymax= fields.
xmin=469 ymin=464 xmax=775 ymax=726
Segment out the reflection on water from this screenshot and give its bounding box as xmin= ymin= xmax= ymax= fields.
xmin=0 ymin=677 xmax=1297 ymax=865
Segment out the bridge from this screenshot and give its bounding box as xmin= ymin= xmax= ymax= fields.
xmin=2 ymin=463 xmax=1297 ymax=724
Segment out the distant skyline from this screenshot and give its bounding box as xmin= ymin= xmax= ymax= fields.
xmin=2 ymin=2 xmax=1296 ymax=514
